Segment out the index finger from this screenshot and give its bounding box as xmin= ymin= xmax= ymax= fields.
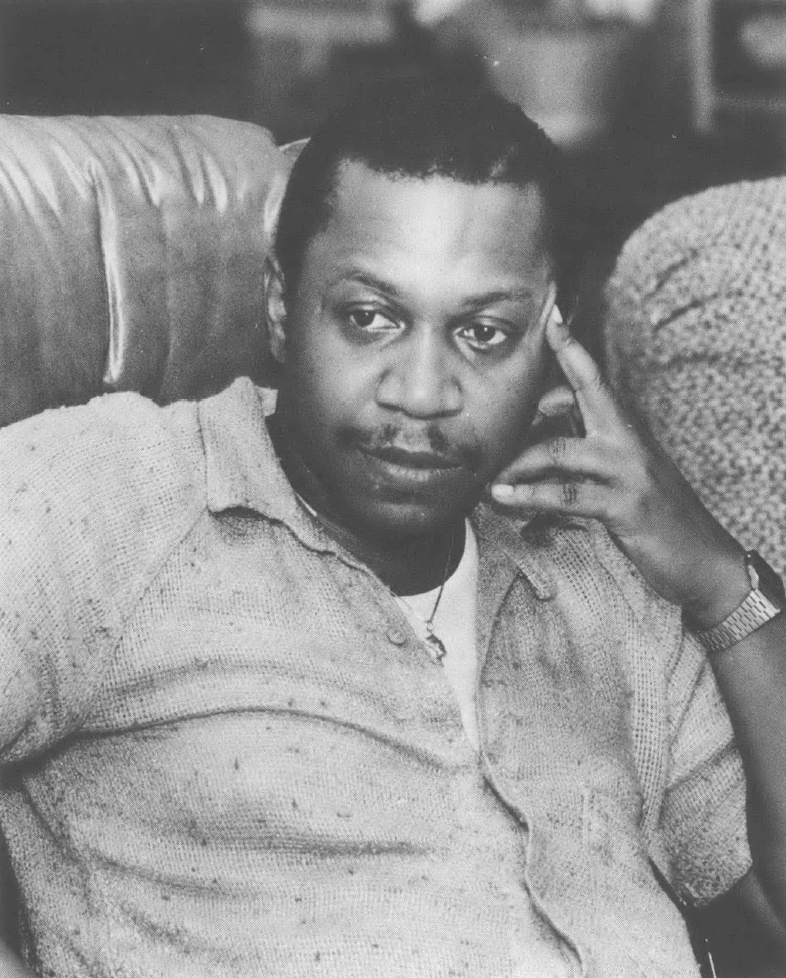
xmin=545 ymin=311 xmax=623 ymax=438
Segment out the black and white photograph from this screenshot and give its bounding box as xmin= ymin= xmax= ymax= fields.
xmin=1 ymin=1 xmax=786 ymax=975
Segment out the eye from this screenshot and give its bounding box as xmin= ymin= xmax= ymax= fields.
xmin=458 ymin=322 xmax=509 ymax=351
xmin=347 ymin=308 xmax=398 ymax=332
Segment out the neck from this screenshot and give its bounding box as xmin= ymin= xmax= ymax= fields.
xmin=269 ymin=414 xmax=465 ymax=594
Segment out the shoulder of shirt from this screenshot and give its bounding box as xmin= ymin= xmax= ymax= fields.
xmin=0 ymin=389 xmax=214 ymax=608
xmin=0 ymin=389 xmax=206 ymax=507
xmin=0 ymin=393 xmax=216 ymax=758
xmin=0 ymin=391 xmax=221 ymax=704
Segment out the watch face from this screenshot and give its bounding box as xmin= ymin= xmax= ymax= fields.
xmin=748 ymin=551 xmax=786 ymax=605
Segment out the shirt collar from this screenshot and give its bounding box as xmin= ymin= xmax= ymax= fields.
xmin=198 ymin=378 xmax=331 ymax=552
xmin=199 ymin=377 xmax=559 ymax=595
xmin=472 ymin=504 xmax=557 ymax=600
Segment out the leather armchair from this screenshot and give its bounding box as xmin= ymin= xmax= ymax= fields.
xmin=0 ymin=114 xmax=296 ymax=429
xmin=604 ymin=177 xmax=786 ymax=977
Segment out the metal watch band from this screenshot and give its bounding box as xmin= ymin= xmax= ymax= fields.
xmin=696 ymin=588 xmax=783 ymax=654
xmin=693 ymin=551 xmax=784 ymax=655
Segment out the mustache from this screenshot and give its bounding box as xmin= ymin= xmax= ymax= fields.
xmin=343 ymin=424 xmax=481 ymax=470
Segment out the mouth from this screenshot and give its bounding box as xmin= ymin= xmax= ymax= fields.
xmin=353 ymin=443 xmax=477 ymax=500
xmin=360 ymin=445 xmax=463 ymax=471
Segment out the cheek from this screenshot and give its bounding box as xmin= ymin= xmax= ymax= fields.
xmin=471 ymin=364 xmax=548 ymax=467
xmin=487 ymin=397 xmax=539 ymax=458
xmin=287 ymin=330 xmax=372 ymax=436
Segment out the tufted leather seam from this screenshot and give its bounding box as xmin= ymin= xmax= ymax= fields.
xmin=87 ymin=160 xmax=122 ymax=395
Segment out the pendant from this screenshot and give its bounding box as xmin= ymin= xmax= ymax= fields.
xmin=424 ymin=626 xmax=447 ymax=664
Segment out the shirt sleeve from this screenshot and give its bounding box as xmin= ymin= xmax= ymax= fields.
xmin=660 ymin=628 xmax=752 ymax=907
xmin=0 ymin=628 xmax=42 ymax=765
xmin=0 ymin=454 xmax=113 ymax=767
xmin=0 ymin=392 xmax=210 ymax=767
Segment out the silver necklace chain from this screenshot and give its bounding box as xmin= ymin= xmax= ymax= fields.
xmin=293 ymin=490 xmax=456 ymax=664
xmin=397 ymin=529 xmax=456 ymax=664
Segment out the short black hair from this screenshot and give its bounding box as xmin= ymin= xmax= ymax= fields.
xmin=275 ymin=79 xmax=584 ymax=316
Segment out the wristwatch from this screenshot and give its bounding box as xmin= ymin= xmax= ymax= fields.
xmin=694 ymin=550 xmax=785 ymax=655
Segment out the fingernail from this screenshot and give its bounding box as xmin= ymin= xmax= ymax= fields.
xmin=553 ymin=314 xmax=569 ymax=334
xmin=491 ymin=484 xmax=514 ymax=500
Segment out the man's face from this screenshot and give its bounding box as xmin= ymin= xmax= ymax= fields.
xmin=270 ymin=161 xmax=556 ymax=539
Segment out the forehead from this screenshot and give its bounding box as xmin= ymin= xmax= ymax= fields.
xmin=303 ymin=161 xmax=552 ymax=294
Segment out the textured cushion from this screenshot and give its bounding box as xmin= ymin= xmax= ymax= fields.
xmin=0 ymin=115 xmax=293 ymax=428
xmin=603 ymin=177 xmax=786 ymax=574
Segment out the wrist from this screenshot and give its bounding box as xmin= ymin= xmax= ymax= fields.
xmin=682 ymin=544 xmax=750 ymax=632
xmin=686 ymin=550 xmax=786 ymax=654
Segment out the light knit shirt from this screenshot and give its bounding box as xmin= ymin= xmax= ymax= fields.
xmin=0 ymin=378 xmax=751 ymax=978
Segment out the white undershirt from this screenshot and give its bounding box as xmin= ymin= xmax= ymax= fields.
xmin=395 ymin=521 xmax=480 ymax=749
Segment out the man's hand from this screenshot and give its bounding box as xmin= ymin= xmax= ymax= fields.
xmin=490 ymin=312 xmax=748 ymax=627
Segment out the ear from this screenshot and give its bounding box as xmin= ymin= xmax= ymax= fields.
xmin=264 ymin=255 xmax=288 ymax=365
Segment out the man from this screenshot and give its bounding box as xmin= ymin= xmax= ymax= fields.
xmin=1 ymin=82 xmax=785 ymax=977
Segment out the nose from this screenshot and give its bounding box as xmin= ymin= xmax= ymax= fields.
xmin=375 ymin=324 xmax=462 ymax=419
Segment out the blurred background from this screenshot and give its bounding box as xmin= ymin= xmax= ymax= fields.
xmin=1 ymin=0 xmax=784 ymax=285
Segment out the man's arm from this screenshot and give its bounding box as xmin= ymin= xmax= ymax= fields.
xmin=490 ymin=311 xmax=786 ymax=938
xmin=708 ymin=612 xmax=786 ymax=936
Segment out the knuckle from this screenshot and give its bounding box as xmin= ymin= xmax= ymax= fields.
xmin=589 ymin=370 xmax=607 ymax=396
xmin=547 ymin=436 xmax=569 ymax=464
xmin=561 ymin=481 xmax=581 ymax=508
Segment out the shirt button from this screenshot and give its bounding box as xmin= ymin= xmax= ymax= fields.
xmin=386 ymin=627 xmax=407 ymax=646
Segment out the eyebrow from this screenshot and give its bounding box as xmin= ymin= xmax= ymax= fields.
xmin=329 ymin=268 xmax=539 ymax=311
xmin=328 ymin=269 xmax=404 ymax=300
xmin=458 ymin=288 xmax=539 ymax=313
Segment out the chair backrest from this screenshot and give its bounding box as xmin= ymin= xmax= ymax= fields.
xmin=0 ymin=114 xmax=296 ymax=428
xmin=603 ymin=176 xmax=786 ymax=576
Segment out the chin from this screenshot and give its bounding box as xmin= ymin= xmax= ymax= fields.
xmin=348 ymin=495 xmax=475 ymax=541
